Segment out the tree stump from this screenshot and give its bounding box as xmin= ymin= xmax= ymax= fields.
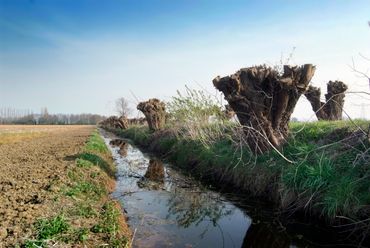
xmin=100 ymin=116 xmax=128 ymax=129
xmin=128 ymin=117 xmax=146 ymax=126
xmin=304 ymin=80 xmax=348 ymax=120
xmin=223 ymin=104 xmax=236 ymax=120
xmin=213 ymin=64 xmax=316 ymax=153
xmin=118 ymin=116 xmax=129 ymax=129
xmin=137 ymin=98 xmax=166 ymax=131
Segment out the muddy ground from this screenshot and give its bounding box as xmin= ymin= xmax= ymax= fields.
xmin=0 ymin=125 xmax=94 ymax=246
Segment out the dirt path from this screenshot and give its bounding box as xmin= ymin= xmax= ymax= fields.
xmin=0 ymin=125 xmax=94 ymax=246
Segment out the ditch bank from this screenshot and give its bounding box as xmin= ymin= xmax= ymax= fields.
xmin=103 ymin=121 xmax=370 ymax=247
xmin=19 ymin=129 xmax=131 ymax=247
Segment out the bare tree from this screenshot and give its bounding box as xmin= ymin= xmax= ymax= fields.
xmin=305 ymin=80 xmax=348 ymax=120
xmin=115 ymin=97 xmax=131 ymax=117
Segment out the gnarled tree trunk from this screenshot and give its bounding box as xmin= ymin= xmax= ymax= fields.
xmin=118 ymin=116 xmax=129 ymax=129
xmin=213 ymin=64 xmax=316 ymax=153
xmin=304 ymin=80 xmax=348 ymax=120
xmin=137 ymin=98 xmax=166 ymax=131
xmin=128 ymin=117 xmax=146 ymax=126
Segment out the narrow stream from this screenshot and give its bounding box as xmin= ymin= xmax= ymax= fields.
xmin=101 ymin=130 xmax=308 ymax=248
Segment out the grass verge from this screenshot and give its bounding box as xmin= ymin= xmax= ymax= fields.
xmin=23 ymin=130 xmax=130 ymax=247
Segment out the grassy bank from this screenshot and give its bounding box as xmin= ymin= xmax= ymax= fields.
xmin=107 ymin=120 xmax=370 ymax=233
xmin=24 ymin=130 xmax=130 ymax=247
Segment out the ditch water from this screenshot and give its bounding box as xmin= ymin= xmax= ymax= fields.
xmin=101 ymin=130 xmax=325 ymax=248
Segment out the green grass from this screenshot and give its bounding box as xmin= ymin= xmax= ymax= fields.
xmin=35 ymin=215 xmax=70 ymax=240
xmin=76 ymin=158 xmax=94 ymax=168
xmin=282 ymin=153 xmax=335 ymax=192
xmin=69 ymin=202 xmax=97 ymax=218
xmin=67 ymin=169 xmax=83 ymax=181
xmin=91 ymin=202 xmax=129 ymax=247
xmin=280 ymin=121 xmax=369 ymax=219
xmin=78 ymin=152 xmax=116 ymax=178
xmin=91 ymin=202 xmax=120 ymax=234
xmin=113 ymin=125 xmax=151 ymax=145
xmin=23 ymin=240 xmax=45 ymax=248
xmin=24 ymin=215 xmax=70 ymax=247
xmin=65 ymin=181 xmax=106 ymax=199
xmin=289 ymin=119 xmax=369 ymax=141
xmin=74 ymin=228 xmax=89 ymax=242
xmin=85 ymin=131 xmax=109 ymax=153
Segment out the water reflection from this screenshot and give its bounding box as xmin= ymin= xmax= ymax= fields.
xmin=167 ymin=187 xmax=233 ymax=228
xmin=241 ymin=222 xmax=291 ymax=248
xmin=138 ymin=159 xmax=165 ymax=190
xmin=109 ymin=139 xmax=128 ymax=157
xmin=144 ymin=159 xmax=165 ymax=182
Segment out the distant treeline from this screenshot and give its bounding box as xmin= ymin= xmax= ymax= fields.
xmin=0 ymin=107 xmax=106 ymax=125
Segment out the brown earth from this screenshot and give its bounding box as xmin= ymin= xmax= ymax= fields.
xmin=0 ymin=125 xmax=130 ymax=247
xmin=0 ymin=125 xmax=93 ymax=246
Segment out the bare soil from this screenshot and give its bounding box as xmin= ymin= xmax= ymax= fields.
xmin=0 ymin=125 xmax=94 ymax=246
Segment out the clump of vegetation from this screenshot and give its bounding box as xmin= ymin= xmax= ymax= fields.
xmin=65 ymin=181 xmax=106 ymax=199
xmin=91 ymin=202 xmax=120 ymax=234
xmin=71 ymin=202 xmax=97 ymax=218
xmin=167 ymin=85 xmax=223 ymax=124
xmin=24 ymin=215 xmax=69 ymax=247
xmin=85 ymin=131 xmax=109 ymax=153
xmin=91 ymin=202 xmax=129 ymax=246
xmin=76 ymin=158 xmax=94 ymax=168
xmin=35 ymin=215 xmax=70 ymax=240
xmin=166 ymin=86 xmax=228 ymax=147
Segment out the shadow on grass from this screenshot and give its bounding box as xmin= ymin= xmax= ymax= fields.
xmin=64 ymin=154 xmax=79 ymax=161
xmin=80 ymin=153 xmax=115 ymax=178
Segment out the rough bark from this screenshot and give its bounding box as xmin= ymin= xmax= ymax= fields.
xmin=118 ymin=116 xmax=129 ymax=129
xmin=223 ymin=104 xmax=236 ymax=120
xmin=128 ymin=117 xmax=147 ymax=126
xmin=213 ymin=64 xmax=316 ymax=153
xmin=100 ymin=115 xmax=128 ymax=129
xmin=137 ymin=98 xmax=166 ymax=131
xmin=304 ymin=80 xmax=348 ymax=120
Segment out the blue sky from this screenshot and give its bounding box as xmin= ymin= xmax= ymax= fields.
xmin=0 ymin=0 xmax=369 ymax=119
